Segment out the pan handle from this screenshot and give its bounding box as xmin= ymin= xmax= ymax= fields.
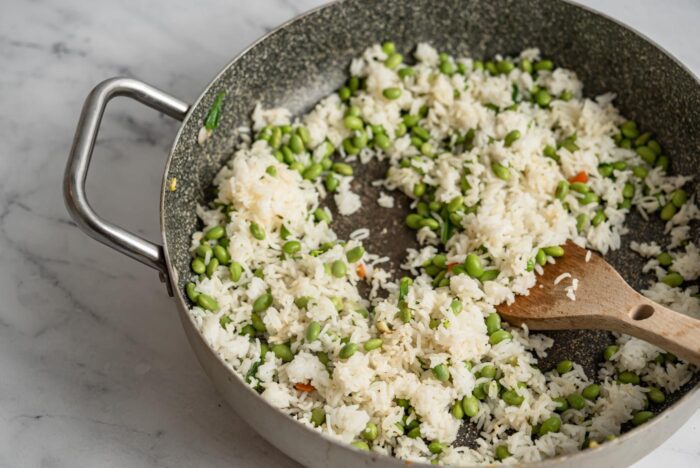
xmin=63 ymin=77 xmax=190 ymax=294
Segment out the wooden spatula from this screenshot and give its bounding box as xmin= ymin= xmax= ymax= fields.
xmin=496 ymin=241 xmax=700 ymax=365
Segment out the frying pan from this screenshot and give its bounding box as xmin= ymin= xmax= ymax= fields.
xmin=63 ymin=0 xmax=699 ymax=466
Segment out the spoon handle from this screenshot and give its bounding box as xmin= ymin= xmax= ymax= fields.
xmin=608 ymin=293 xmax=700 ymax=365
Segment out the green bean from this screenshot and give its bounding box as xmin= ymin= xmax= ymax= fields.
xmin=205 ymin=225 xmax=225 ymax=240
xmin=661 ymin=271 xmax=683 ymax=287
xmin=603 ymin=345 xmax=619 ymax=361
xmin=536 ymin=89 xmax=552 ymax=108
xmin=656 ymin=252 xmax=673 ymax=267
xmin=492 ymin=163 xmax=511 ymax=181
xmin=632 ymin=411 xmax=653 ymax=426
xmin=305 ymin=321 xmax=321 ymax=342
xmin=204 ymin=91 xmax=226 ymax=130
xmin=538 ymin=416 xmax=561 ymax=436
xmin=567 ymin=393 xmax=586 ymax=410
xmin=553 ymin=397 xmax=569 ymax=412
xmin=432 ymin=364 xmax=450 ymax=382
xmin=495 ymin=445 xmax=511 ymax=460
xmin=465 ymin=254 xmax=484 ymax=278
xmin=339 ymin=343 xmax=358 ymax=359
xmin=618 ymin=371 xmax=640 ymax=385
xmin=311 ymin=407 xmax=326 ymax=426
xmin=502 ymin=389 xmax=524 ymax=406
xmin=383 ymin=87 xmax=402 ymax=100
xmin=196 ymin=293 xmax=218 ymax=311
xmin=272 ymin=343 xmax=293 ymax=362
xmin=385 ymin=52 xmax=403 ymax=69
xmin=364 ymin=338 xmax=383 ymax=351
xmin=428 ymin=441 xmax=444 ymax=454
xmin=582 ymin=384 xmax=600 ymax=400
xmin=670 ymin=189 xmax=687 ymax=208
xmin=555 ymin=181 xmax=570 ymax=200
xmin=206 ymin=257 xmax=219 ymax=277
xmin=647 ymin=387 xmax=665 ymax=404
xmin=636 ymin=146 xmax=656 ymax=165
xmin=485 ymin=313 xmax=501 ymax=334
xmin=362 ymin=422 xmax=379 ymax=441
xmin=544 ymin=246 xmax=565 ymax=257
xmin=253 ymin=293 xmax=273 ymax=313
xmin=504 ymin=130 xmax=521 ymax=147
xmin=489 ymin=329 xmax=512 ymax=345
xmin=331 ymin=260 xmax=347 ymax=278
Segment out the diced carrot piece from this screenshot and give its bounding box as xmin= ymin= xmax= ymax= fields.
xmin=294 ymin=382 xmax=315 ymax=393
xmin=447 ymin=262 xmax=459 ymax=272
xmin=569 ymin=171 xmax=588 ymax=183
xmin=357 ymin=263 xmax=366 ymax=279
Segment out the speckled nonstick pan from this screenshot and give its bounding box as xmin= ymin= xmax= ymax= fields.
xmin=64 ymin=0 xmax=699 ymax=466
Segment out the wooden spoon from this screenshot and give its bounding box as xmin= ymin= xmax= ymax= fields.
xmin=496 ymin=241 xmax=700 ymax=365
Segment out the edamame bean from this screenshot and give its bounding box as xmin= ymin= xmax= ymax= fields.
xmin=465 ymin=254 xmax=484 ymax=278
xmin=479 ymin=269 xmax=500 ymax=282
xmin=603 ymin=345 xmax=619 ymax=361
xmin=213 ymin=245 xmax=229 ymax=264
xmin=636 ymin=146 xmax=656 ymax=165
xmin=428 ymin=441 xmax=444 ymax=454
xmin=385 ymin=53 xmax=403 ymax=69
xmin=314 ymin=208 xmax=331 ymax=224
xmin=538 ymin=416 xmax=561 ymax=435
xmin=191 ymin=258 xmax=206 ymax=275
xmin=462 ymin=396 xmax=479 ymax=417
xmin=345 ymin=246 xmax=365 ymax=263
xmin=421 ymin=218 xmax=440 ymax=230
xmin=272 ymin=343 xmax=293 ymax=362
xmin=495 ymin=445 xmax=511 ymax=460
xmin=536 ymin=89 xmax=552 ymax=107
xmin=451 ymin=401 xmax=464 ymax=419
xmin=283 ymin=240 xmax=301 ymax=256
xmin=632 ymin=411 xmax=653 ymax=426
xmin=432 ymin=364 xmax=450 ymax=382
xmin=591 ymin=210 xmax=606 ymax=227
xmin=339 ymin=343 xmax=358 ymax=359
xmin=657 ymin=252 xmax=673 ymax=266
xmin=582 ymin=384 xmax=600 ymax=400
xmin=311 ymin=407 xmax=326 ymax=426
xmin=383 ymin=87 xmax=402 ymax=100
xmin=196 ymin=243 xmax=212 ymax=258
xmin=534 ymin=59 xmax=553 ymax=71
xmin=249 ymin=222 xmax=265 ymax=240
xmin=623 ymin=183 xmax=636 ymax=199
xmin=536 ymin=248 xmax=547 ymax=265
xmin=364 ymin=338 xmax=383 ymax=351
xmin=504 ymin=130 xmax=521 ymax=147
xmin=555 ymin=181 xmax=569 ymax=200
xmin=350 ymin=441 xmax=370 ymax=451
xmin=486 ymin=313 xmax=501 ymax=334
xmin=306 ymin=321 xmax=321 ymax=342
xmin=253 ymin=293 xmax=273 ymax=313
xmin=553 ymin=397 xmax=569 ymax=412
xmin=206 ymin=258 xmax=219 ymax=278
xmin=406 ymin=213 xmax=423 ymax=229
xmin=331 ymin=260 xmax=347 ymax=278
xmin=647 ymin=387 xmax=665 ymax=404
xmin=479 ymin=364 xmax=497 ymax=379
xmin=489 ymin=329 xmax=512 ymax=345
xmin=556 ymin=360 xmax=573 ymax=374
xmin=618 ymin=371 xmax=640 ymax=385
xmin=205 ymin=225 xmax=225 ymax=240
xmin=660 ymin=203 xmax=677 ymax=221
xmin=362 ymin=422 xmax=378 ymax=441
xmin=661 ymin=271 xmax=683 ymax=287
xmin=502 ymin=389 xmax=524 ymax=406
xmin=186 ymin=282 xmax=199 ymax=302
xmin=302 ymin=163 xmax=323 ymax=180
xmin=492 ymin=163 xmax=511 ymax=181
xmin=670 ymin=189 xmax=687 ymax=208
xmin=196 ymin=293 xmax=218 ymax=312
xmin=567 ymin=393 xmax=586 ymax=410
xmin=544 ymin=246 xmax=565 ymax=257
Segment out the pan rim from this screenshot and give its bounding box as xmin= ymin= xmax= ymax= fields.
xmin=159 ymin=0 xmax=700 ymax=465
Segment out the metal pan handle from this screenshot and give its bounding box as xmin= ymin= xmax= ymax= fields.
xmin=63 ymin=77 xmax=190 ymax=292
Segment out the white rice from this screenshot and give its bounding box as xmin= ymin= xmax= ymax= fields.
xmin=189 ymin=43 xmax=697 ymax=464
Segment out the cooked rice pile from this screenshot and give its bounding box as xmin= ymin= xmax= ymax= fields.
xmin=187 ymin=43 xmax=698 ymax=464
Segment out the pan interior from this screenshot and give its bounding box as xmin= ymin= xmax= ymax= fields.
xmin=162 ymin=0 xmax=699 ymax=450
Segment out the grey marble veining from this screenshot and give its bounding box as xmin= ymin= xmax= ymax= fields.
xmin=0 ymin=0 xmax=697 ymax=467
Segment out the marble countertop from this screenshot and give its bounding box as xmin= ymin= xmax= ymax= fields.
xmin=1 ymin=0 xmax=698 ymax=466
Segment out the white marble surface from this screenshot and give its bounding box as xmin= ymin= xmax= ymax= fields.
xmin=1 ymin=0 xmax=698 ymax=466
